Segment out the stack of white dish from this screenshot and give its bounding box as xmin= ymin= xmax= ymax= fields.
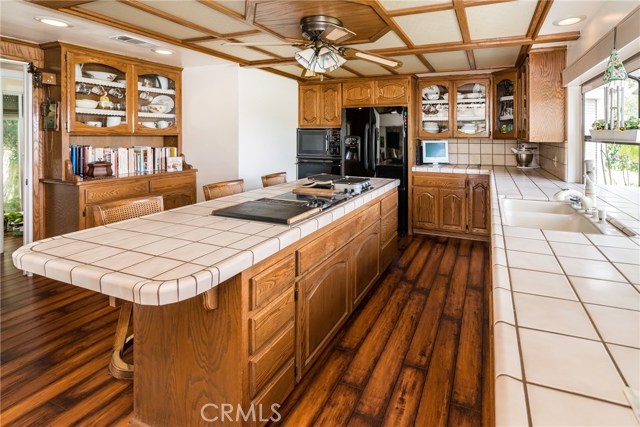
xmin=423 ymin=122 xmax=440 ymax=133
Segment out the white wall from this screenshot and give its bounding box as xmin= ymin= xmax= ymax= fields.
xmin=238 ymin=68 xmax=298 ymax=190
xmin=182 ymin=64 xmax=239 ymax=201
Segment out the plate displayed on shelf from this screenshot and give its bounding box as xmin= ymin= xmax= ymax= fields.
xmin=423 ymin=85 xmax=439 ymax=99
xmin=85 ymin=71 xmax=117 ymax=82
xmin=150 ymin=95 xmax=174 ymax=112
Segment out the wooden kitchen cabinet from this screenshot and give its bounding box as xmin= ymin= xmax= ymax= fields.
xmin=493 ymin=69 xmax=517 ymax=139
xmin=351 ymin=222 xmax=381 ymax=307
xmin=298 ymin=83 xmax=341 ymax=128
xmin=517 ymin=48 xmax=566 ymax=142
xmin=418 ymin=76 xmax=490 ymax=139
xmin=468 ymin=175 xmax=490 ymax=235
xmin=412 ymin=173 xmax=489 ymax=239
xmin=343 ymin=77 xmax=411 ymax=107
xmin=296 ymin=244 xmax=351 ymax=377
xmin=42 ymin=42 xmax=184 ymax=182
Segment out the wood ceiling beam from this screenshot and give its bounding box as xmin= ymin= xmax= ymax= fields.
xmin=370 ymin=31 xmax=579 ymax=56
xmin=384 ymin=0 xmax=514 ymax=16
xmin=61 ymin=5 xmax=252 ymax=65
xmin=516 ymin=0 xmax=554 ymax=67
xmin=453 ymin=0 xmax=476 ymax=70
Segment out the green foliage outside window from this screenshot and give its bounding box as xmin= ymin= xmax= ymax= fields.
xmin=3 ymin=119 xmax=21 ymax=214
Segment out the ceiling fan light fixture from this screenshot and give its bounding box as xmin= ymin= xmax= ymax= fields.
xmin=317 ymin=47 xmax=346 ymax=72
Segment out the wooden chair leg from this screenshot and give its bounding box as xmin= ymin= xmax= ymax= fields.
xmin=109 ymin=301 xmax=134 ymax=380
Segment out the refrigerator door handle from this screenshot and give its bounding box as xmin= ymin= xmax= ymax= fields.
xmin=364 ymin=123 xmax=369 ymax=170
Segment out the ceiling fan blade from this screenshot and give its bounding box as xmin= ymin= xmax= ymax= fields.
xmin=320 ymin=24 xmax=355 ymax=44
xmin=343 ymin=48 xmax=403 ymax=68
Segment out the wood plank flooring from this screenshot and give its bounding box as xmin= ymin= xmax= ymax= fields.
xmin=1 ymin=233 xmax=489 ymax=427
xmin=275 ymin=236 xmax=490 ymax=427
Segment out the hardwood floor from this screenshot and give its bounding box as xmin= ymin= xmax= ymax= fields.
xmin=1 ymin=233 xmax=489 ymax=427
xmin=1 ymin=233 xmax=133 ymax=427
xmin=275 ymin=236 xmax=490 ymax=427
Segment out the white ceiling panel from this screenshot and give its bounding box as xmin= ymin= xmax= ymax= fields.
xmin=474 ymin=46 xmax=521 ymax=68
xmin=326 ymin=68 xmax=359 ymax=78
xmin=391 ymin=55 xmax=428 ymax=74
xmin=345 ymin=31 xmax=407 ymax=50
xmin=214 ymin=0 xmax=246 ymax=17
xmin=270 ymin=65 xmax=304 ymax=77
xmin=466 ymin=1 xmax=537 ymax=40
xmin=234 ymin=34 xmax=300 ymax=57
xmin=538 ymin=0 xmax=601 ymax=35
xmin=393 ymin=10 xmax=462 ymax=45
xmin=380 ymin=0 xmax=451 ymax=11
xmin=344 ymin=60 xmax=393 ymax=76
xmin=78 ymin=2 xmax=206 ymax=39
xmin=198 ymin=40 xmax=275 ymax=61
xmin=423 ymin=50 xmax=469 ymax=71
xmin=138 ymin=0 xmax=254 ymax=34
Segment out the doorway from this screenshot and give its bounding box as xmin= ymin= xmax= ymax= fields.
xmin=1 ymin=59 xmax=33 ymax=254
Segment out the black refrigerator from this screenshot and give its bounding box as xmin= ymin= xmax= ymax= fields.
xmin=341 ymin=107 xmax=408 ymax=234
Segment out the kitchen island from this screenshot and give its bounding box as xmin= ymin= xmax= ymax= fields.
xmin=13 ymin=178 xmax=399 ymax=427
xmin=415 ymin=164 xmax=640 ymax=426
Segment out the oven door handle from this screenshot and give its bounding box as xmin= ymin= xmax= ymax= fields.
xmin=297 ymin=159 xmax=341 ymax=164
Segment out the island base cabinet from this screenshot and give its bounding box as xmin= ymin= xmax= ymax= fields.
xmin=130 ymin=189 xmax=398 ymax=427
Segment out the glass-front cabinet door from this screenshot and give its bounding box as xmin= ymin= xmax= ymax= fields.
xmin=453 ymin=79 xmax=490 ymax=138
xmin=133 ymin=65 xmax=180 ymax=134
xmin=494 ymin=70 xmax=516 ymax=139
xmin=418 ymin=80 xmax=452 ymax=138
xmin=67 ymin=52 xmax=133 ymax=133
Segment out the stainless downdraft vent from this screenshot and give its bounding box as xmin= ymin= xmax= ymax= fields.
xmin=109 ymin=35 xmax=159 ymax=48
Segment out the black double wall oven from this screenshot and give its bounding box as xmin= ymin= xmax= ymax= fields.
xmin=296 ymin=128 xmax=342 ymax=178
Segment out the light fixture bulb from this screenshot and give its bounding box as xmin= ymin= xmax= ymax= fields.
xmin=34 ymin=17 xmax=71 ymax=27
xmin=152 ymin=49 xmax=174 ymax=55
xmin=553 ymin=16 xmax=585 ymax=26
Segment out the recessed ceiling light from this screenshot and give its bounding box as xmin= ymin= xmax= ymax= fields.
xmin=152 ymin=49 xmax=174 ymax=55
xmin=34 ymin=17 xmax=72 ymax=28
xmin=553 ymin=16 xmax=586 ymax=26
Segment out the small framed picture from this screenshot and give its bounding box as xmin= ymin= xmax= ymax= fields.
xmin=167 ymin=156 xmax=183 ymax=172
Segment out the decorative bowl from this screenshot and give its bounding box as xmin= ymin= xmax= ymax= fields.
xmin=76 ymin=99 xmax=99 ymax=109
xmin=85 ymin=71 xmax=118 ymax=81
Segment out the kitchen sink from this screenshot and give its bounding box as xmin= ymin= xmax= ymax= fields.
xmin=500 ymin=199 xmax=576 ymax=214
xmin=500 ymin=199 xmax=603 ymax=234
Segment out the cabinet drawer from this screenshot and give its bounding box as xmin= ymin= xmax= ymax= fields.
xmin=249 ymin=325 xmax=294 ymax=398
xmin=413 ymin=174 xmax=466 ymax=189
xmin=250 ymin=255 xmax=295 ymax=311
xmin=149 ymin=173 xmax=194 ymax=192
xmin=380 ymin=191 xmax=397 ymax=216
xmin=250 ymin=360 xmax=295 ymax=427
xmin=297 ymin=203 xmax=378 ymax=275
xmin=84 ymin=181 xmax=149 ymax=204
xmin=381 ymin=208 xmax=398 ymax=245
xmin=249 ymin=288 xmax=294 ymax=355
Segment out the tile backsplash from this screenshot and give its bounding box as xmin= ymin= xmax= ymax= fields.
xmin=539 ymin=142 xmax=568 ymax=181
xmin=444 ymin=138 xmax=519 ymax=166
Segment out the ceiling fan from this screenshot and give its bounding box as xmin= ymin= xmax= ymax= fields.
xmin=225 ymin=16 xmax=403 ymax=77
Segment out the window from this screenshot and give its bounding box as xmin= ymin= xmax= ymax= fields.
xmin=583 ymin=68 xmax=639 ymax=186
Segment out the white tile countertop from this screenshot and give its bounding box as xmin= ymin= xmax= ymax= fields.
xmin=12 ymin=178 xmax=399 ymax=306
xmin=415 ymin=164 xmax=640 ymax=426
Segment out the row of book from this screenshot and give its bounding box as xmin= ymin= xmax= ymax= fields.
xmin=69 ymin=145 xmax=181 ymax=177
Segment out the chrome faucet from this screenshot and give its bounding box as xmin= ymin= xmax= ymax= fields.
xmin=553 ymin=189 xmax=594 ymax=211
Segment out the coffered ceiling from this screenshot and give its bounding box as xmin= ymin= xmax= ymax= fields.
xmin=21 ymin=0 xmax=584 ymax=80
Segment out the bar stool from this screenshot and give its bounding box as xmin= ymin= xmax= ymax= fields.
xmin=202 ymin=179 xmax=245 ymax=201
xmin=87 ymin=194 xmax=164 ymax=380
xmin=261 ymin=172 xmax=287 ymax=187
